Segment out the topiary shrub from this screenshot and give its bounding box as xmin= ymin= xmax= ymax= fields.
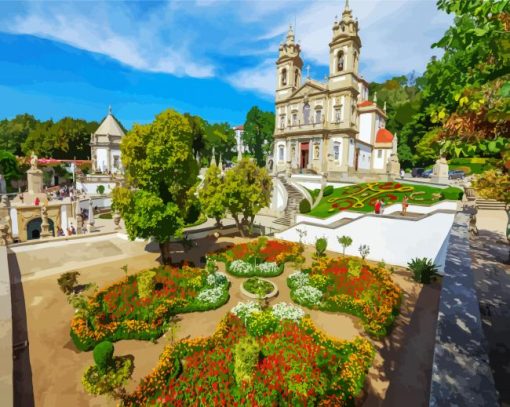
xmin=93 ymin=341 xmax=114 ymax=372
xmin=408 ymin=258 xmax=439 ymax=284
xmin=82 ymin=356 xmax=133 ymax=396
xmin=299 ymin=198 xmax=311 ymax=214
xmin=96 ymin=185 xmax=105 ymax=195
xmin=57 ymin=271 xmax=80 ymax=295
xmin=233 ymin=336 xmax=260 ymax=385
xmin=137 ymin=269 xmax=156 ymax=299
xmin=323 ymin=185 xmax=334 ymax=196
xmin=315 ymin=237 xmax=328 ymax=258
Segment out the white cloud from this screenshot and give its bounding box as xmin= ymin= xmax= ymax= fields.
xmin=226 ymin=58 xmax=275 ymax=97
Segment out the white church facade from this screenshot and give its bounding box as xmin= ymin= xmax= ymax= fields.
xmin=90 ymin=107 xmax=125 ymax=174
xmin=272 ymin=1 xmax=398 ymax=181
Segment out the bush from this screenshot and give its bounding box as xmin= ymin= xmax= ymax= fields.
xmin=323 ymin=185 xmax=334 ymax=196
xmin=93 ymin=341 xmax=114 ymax=372
xmin=82 ymin=356 xmax=133 ymax=396
xmin=348 ymin=259 xmax=362 ymax=278
xmin=233 ymin=337 xmax=260 ymax=385
xmin=185 ymin=199 xmax=202 ymax=225
xmin=96 ymin=185 xmax=105 ymax=195
xmin=137 ymin=270 xmax=156 ymax=299
xmin=299 ymin=198 xmax=311 ymax=214
xmin=408 ymin=258 xmax=439 ymax=284
xmin=57 ymin=271 xmax=80 ymax=295
xmin=441 ymin=187 xmax=464 ymax=201
xmin=246 ymin=311 xmax=278 ymax=337
xmin=315 ymin=237 xmax=328 ymax=257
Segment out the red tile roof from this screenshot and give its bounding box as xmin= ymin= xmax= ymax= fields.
xmin=233 ymin=125 xmax=244 ymax=131
xmin=376 ymin=128 xmax=394 ymax=143
xmin=357 ymin=100 xmax=374 ymax=108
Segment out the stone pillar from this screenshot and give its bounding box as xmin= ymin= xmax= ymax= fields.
xmin=40 ymin=206 xmax=51 ymax=239
xmin=113 ymin=210 xmax=121 ymax=230
xmin=431 ymin=157 xmax=449 ymax=184
xmin=0 ymin=195 xmax=13 ymax=243
xmin=386 ymin=153 xmax=401 ymax=180
xmin=27 ymin=168 xmax=43 ymax=194
xmin=87 ymin=199 xmax=95 ymax=233
xmin=0 ymin=223 xmax=8 ymax=246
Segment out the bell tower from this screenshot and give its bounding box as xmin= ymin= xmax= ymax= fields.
xmin=276 ymin=25 xmax=303 ymax=101
xmin=329 ymin=0 xmax=361 ymax=80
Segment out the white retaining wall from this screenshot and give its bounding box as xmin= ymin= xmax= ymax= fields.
xmin=275 ymin=211 xmax=455 ymax=271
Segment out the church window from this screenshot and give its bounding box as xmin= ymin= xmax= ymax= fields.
xmin=292 ymin=113 xmax=297 ymax=126
xmin=334 ymin=143 xmax=340 ymax=161
xmin=294 ymin=69 xmax=299 ymax=87
xmin=314 ymin=144 xmax=320 ymax=159
xmin=335 ymin=106 xmax=342 ymax=123
xmin=278 ymin=145 xmax=284 ymax=161
xmin=281 ymin=68 xmax=287 ymax=86
xmin=303 ymin=103 xmax=311 ymax=125
xmin=377 ymin=149 xmax=382 ymax=159
xmin=337 ymin=51 xmax=344 ymax=72
xmin=280 ymin=114 xmax=286 ymax=129
xmin=315 ymin=109 xmax=322 ymax=124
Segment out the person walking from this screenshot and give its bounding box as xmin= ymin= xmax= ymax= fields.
xmin=374 ymin=199 xmax=382 ymax=215
xmin=401 ymin=195 xmax=409 ymax=216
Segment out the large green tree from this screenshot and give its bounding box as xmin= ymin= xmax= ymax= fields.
xmin=204 ymin=122 xmax=236 ymax=163
xmin=198 ymin=163 xmax=226 ymax=226
xmin=112 ymin=109 xmax=199 ymax=264
xmin=0 ymin=114 xmax=38 ymax=155
xmin=242 ymin=107 xmax=275 ymax=167
xmin=0 ymin=150 xmax=20 ymax=190
xmin=223 ymin=158 xmax=272 ymax=236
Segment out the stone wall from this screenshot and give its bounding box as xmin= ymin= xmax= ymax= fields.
xmin=429 ymin=212 xmax=499 ymax=406
xmin=0 ymin=246 xmax=13 ymax=406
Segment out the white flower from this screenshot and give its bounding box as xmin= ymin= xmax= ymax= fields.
xmin=231 ymin=301 xmax=261 ymax=323
xmin=271 ymin=302 xmax=305 ymax=322
xmin=197 ymin=286 xmax=225 ymax=304
xmin=294 ymin=285 xmax=323 ymax=305
xmin=288 ymin=271 xmax=309 ymax=288
xmin=256 ymin=262 xmax=279 ymax=275
xmin=206 ymin=272 xmax=228 ymax=287
xmin=229 ymin=260 xmax=254 ymax=275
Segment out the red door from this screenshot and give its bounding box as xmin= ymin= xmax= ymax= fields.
xmin=300 ymin=142 xmax=309 ymax=169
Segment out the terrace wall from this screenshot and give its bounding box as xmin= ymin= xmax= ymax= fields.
xmin=0 ymin=246 xmax=13 ymax=406
xmin=429 ymin=212 xmax=499 ymax=406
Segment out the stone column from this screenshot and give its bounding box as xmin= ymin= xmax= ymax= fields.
xmin=431 ymin=157 xmax=449 ymax=184
xmin=87 ymin=199 xmax=95 ymax=233
xmin=40 ymin=206 xmax=51 ymax=239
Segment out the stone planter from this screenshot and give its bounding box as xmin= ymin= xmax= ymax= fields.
xmin=240 ymin=278 xmax=278 ymax=300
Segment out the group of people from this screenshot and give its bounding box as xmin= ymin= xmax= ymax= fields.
xmin=374 ymin=195 xmax=409 ymax=216
xmin=56 ymin=223 xmax=77 ymax=237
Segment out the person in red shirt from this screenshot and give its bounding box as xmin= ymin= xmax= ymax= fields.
xmin=374 ymin=199 xmax=382 ymax=215
xmin=34 ymin=197 xmax=40 ymax=206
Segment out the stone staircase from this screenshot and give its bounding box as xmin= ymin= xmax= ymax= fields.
xmin=476 ymin=199 xmax=507 ymax=210
xmin=273 ymin=177 xmax=305 ymax=227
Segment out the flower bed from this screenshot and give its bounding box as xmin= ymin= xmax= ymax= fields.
xmin=123 ymin=303 xmax=374 ymax=406
xmin=242 ymin=278 xmax=276 ymax=297
xmin=209 ymin=237 xmax=303 ymax=277
xmin=288 ymin=258 xmax=402 ymax=337
xmin=70 ymin=267 xmax=230 ymax=351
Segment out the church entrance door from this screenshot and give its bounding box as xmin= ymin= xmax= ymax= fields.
xmin=354 ymin=147 xmax=360 ymax=171
xmin=300 ymin=142 xmax=309 ymax=169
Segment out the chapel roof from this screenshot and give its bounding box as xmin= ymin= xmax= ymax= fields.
xmin=357 ymin=100 xmax=374 ymax=108
xmin=94 ymin=107 xmax=125 ymax=137
xmin=375 ymin=128 xmax=394 ymax=143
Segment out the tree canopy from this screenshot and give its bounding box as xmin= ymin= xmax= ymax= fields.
xmin=242 ymin=107 xmax=275 ymax=167
xmin=113 ymin=109 xmax=199 ymax=264
xmin=199 ymin=163 xmax=226 ymax=226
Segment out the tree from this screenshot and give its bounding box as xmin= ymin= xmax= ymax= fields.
xmin=184 ymin=113 xmax=207 ymax=162
xmin=223 ymin=158 xmax=272 ymax=236
xmin=112 ymin=109 xmax=199 ymax=264
xmin=204 ymin=122 xmax=236 ymax=163
xmin=243 ymin=107 xmax=275 ymax=167
xmin=337 ymin=235 xmax=353 ymax=256
xmin=0 ymin=150 xmax=21 ymax=188
xmin=0 ymin=114 xmax=38 ymax=155
xmin=199 ymin=163 xmax=226 ymax=226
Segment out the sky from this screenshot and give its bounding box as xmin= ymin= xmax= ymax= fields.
xmin=0 ymin=0 xmax=452 ymax=129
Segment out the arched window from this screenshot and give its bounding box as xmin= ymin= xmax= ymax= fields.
xmin=294 ymin=69 xmax=299 ymax=87
xmin=337 ymin=51 xmax=344 ymax=72
xmin=281 ymin=68 xmax=287 ymax=86
xmin=315 ymin=109 xmax=322 ymax=124
xmin=303 ymin=103 xmax=310 ymax=125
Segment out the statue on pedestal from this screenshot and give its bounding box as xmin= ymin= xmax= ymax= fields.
xmin=30 ymin=151 xmax=38 ymax=170
xmin=431 ymin=156 xmax=449 ymax=184
xmin=40 ymin=205 xmax=51 ymax=238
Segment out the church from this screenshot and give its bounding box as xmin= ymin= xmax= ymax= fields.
xmin=272 ymin=1 xmax=398 ymax=180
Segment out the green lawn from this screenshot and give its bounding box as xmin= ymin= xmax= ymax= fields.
xmin=307 ymin=181 xmax=462 ymax=218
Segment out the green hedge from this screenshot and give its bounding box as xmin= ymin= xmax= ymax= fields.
xmin=441 ymin=187 xmax=464 ymax=201
xmin=299 ymin=198 xmax=311 ymax=214
xmin=323 ymin=185 xmax=333 ymax=196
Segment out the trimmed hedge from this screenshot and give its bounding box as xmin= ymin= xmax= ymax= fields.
xmin=323 ymin=185 xmax=334 ymax=196
xmin=299 ymin=198 xmax=311 ymax=214
xmin=441 ymin=187 xmax=464 ymax=201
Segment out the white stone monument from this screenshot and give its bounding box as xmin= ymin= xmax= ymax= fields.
xmin=431 ymin=156 xmax=449 ymax=184
xmin=385 ymin=133 xmax=400 ymax=179
xmin=27 ymin=152 xmax=44 ymax=195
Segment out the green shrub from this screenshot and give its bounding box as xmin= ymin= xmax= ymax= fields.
xmin=408 ymin=258 xmax=439 ymax=284
xmin=299 ymin=198 xmax=311 ymax=214
xmin=246 ymin=311 xmax=278 ymax=337
xmin=184 ymin=199 xmax=202 ymax=225
xmin=96 ymin=185 xmax=105 ymax=195
xmin=82 ymin=356 xmax=133 ymax=396
xmin=441 ymin=187 xmax=464 ymax=201
xmin=315 ymin=237 xmax=328 ymax=257
xmin=137 ymin=270 xmax=156 ymax=299
xmin=233 ymin=337 xmax=260 ymax=385
xmin=323 ymin=185 xmax=333 ymax=196
xmin=348 ymin=259 xmax=362 ymax=278
xmin=308 ymin=274 xmax=329 ymax=291
xmin=93 ymin=341 xmax=114 ymax=372
xmin=337 ymin=235 xmax=353 ymax=256
xmin=57 ymin=271 xmax=80 ymax=295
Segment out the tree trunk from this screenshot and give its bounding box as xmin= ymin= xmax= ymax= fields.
xmin=232 ymin=214 xmax=245 ymax=237
xmin=159 ymin=241 xmax=172 ymax=265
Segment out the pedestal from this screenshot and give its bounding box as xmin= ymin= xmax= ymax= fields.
xmin=27 ymin=169 xmax=44 ymax=194
xmin=431 ymin=157 xmax=449 ymax=184
xmin=386 ymin=153 xmax=401 ymax=180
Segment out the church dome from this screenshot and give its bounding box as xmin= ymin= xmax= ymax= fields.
xmin=376 ymin=128 xmax=394 ymax=143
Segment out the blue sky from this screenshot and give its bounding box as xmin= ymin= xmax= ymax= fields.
xmin=0 ymin=0 xmax=451 ymax=129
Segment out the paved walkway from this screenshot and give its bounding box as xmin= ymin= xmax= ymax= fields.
xmin=471 ymin=209 xmax=510 ymax=406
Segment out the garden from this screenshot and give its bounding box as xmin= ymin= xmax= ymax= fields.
xmin=303 ymin=181 xmax=463 ymax=218
xmin=60 ymin=237 xmax=441 ymax=406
